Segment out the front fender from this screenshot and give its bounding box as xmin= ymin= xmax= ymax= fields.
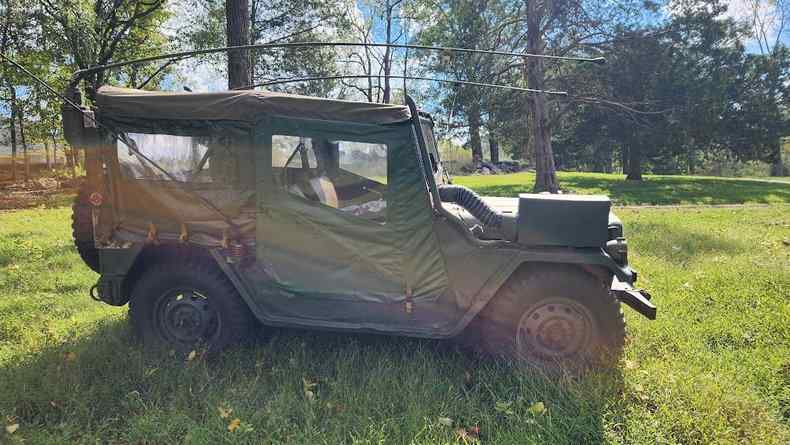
xmin=448 ymin=247 xmax=641 ymax=337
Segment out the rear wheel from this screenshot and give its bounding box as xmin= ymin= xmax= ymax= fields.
xmin=475 ymin=265 xmax=625 ymax=371
xmin=129 ymin=258 xmax=255 ymax=354
xmin=72 ymin=184 xmax=100 ymax=273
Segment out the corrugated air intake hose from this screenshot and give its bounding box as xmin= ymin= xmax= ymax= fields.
xmin=438 ymin=185 xmax=502 ymax=228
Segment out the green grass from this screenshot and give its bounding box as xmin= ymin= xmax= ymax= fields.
xmin=1 ymin=196 xmax=789 ymax=443
xmin=454 ymin=172 xmax=790 ymax=205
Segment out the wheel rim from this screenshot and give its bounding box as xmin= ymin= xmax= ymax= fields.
xmin=515 ymin=297 xmax=595 ymax=361
xmin=154 ymin=288 xmax=220 ymax=348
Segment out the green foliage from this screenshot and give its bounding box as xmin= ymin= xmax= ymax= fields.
xmin=176 ymin=0 xmax=353 ymax=95
xmin=553 ymin=0 xmax=790 ymax=178
xmin=0 ymin=196 xmax=789 ymax=443
xmin=38 ymin=0 xmax=172 ymax=94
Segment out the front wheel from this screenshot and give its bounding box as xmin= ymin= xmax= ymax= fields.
xmin=129 ymin=258 xmax=255 ymax=354
xmin=474 ymin=265 xmax=625 ymax=371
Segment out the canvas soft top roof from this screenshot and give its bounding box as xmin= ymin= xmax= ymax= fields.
xmin=95 ymin=86 xmax=412 ymax=125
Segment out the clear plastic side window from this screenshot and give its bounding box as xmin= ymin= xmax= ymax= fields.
xmin=117 ymin=133 xmax=240 ymax=184
xmin=273 ymin=135 xmax=388 ymax=224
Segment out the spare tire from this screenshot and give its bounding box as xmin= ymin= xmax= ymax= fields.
xmin=72 ymin=184 xmax=100 ymax=273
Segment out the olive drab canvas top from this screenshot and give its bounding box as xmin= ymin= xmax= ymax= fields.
xmin=96 ymin=86 xmax=412 ymax=126
xmin=95 ymin=85 xmax=449 ymax=316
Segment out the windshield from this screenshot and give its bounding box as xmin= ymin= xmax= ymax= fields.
xmin=419 ymin=116 xmax=448 ymax=186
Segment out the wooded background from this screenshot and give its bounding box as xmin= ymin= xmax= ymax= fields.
xmin=1 ymin=0 xmax=788 ymax=191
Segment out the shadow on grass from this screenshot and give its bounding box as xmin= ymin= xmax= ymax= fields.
xmin=466 ymin=174 xmax=790 ymax=205
xmin=563 ymin=176 xmax=790 ymax=205
xmin=0 ymin=318 xmax=624 ymax=443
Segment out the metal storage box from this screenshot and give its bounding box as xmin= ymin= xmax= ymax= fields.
xmin=517 ymin=194 xmax=611 ymax=247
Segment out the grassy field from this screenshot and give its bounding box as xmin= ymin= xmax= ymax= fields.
xmin=0 ymin=176 xmax=789 ymax=444
xmin=455 ymin=172 xmax=790 ymax=205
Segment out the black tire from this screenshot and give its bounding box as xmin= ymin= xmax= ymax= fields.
xmin=128 ymin=257 xmax=256 ymax=355
xmin=72 ymin=184 xmax=100 ymax=273
xmin=474 ymin=265 xmax=625 ymax=371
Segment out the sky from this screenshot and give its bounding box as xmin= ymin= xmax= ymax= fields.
xmin=724 ymin=0 xmax=789 ymax=52
xmin=164 ymin=0 xmax=790 ymax=94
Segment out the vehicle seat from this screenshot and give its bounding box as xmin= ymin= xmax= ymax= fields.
xmin=309 ymin=175 xmax=339 ymax=208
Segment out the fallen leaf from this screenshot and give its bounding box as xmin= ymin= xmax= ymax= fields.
xmin=218 ymin=405 xmax=233 ymax=419
xmin=5 ymin=423 xmax=19 ymax=434
xmin=528 ymin=401 xmax=546 ymax=416
xmin=463 ymin=370 xmax=473 ymax=388
xmin=326 ymin=402 xmax=346 ymax=414
xmin=302 ymin=377 xmax=318 ymax=401
xmin=454 ymin=427 xmax=480 ymax=444
xmin=438 ymin=416 xmax=454 ymax=427
xmin=227 ymin=418 xmax=241 ymax=432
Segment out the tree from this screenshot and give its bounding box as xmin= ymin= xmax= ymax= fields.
xmin=418 ymin=0 xmax=522 ymax=169
xmin=523 ymin=0 xmax=650 ymax=190
xmin=39 ymin=0 xmax=170 ymax=100
xmin=180 ymin=0 xmax=350 ymax=95
xmin=226 ymin=0 xmax=251 ymax=89
xmin=1 ymin=0 xmax=35 ymax=181
xmin=525 ymin=0 xmax=557 ymax=190
xmin=722 ymin=48 xmax=790 ymax=173
xmin=741 ymin=0 xmax=789 ymax=175
xmin=744 ymin=0 xmax=789 ymax=57
xmin=554 ymin=0 xmax=788 ymax=180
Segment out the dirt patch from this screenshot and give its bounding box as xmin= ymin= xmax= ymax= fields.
xmin=0 ymin=177 xmax=79 ymax=210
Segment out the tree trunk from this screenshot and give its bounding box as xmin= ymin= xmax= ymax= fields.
xmin=626 ymin=144 xmax=643 ymax=181
xmin=489 ymin=131 xmax=500 ymax=163
xmin=770 ymin=140 xmax=784 ymax=176
xmin=621 ymin=144 xmax=629 ymax=175
xmin=468 ymin=106 xmax=483 ymax=168
xmin=17 ymin=107 xmax=29 ymax=181
xmin=526 ymin=0 xmax=558 ymax=193
xmin=366 ymin=47 xmax=374 ymax=102
xmin=225 ymin=0 xmax=251 ymax=90
xmin=687 ymin=145 xmax=695 ymax=175
xmin=45 ymin=140 xmax=51 ymax=169
xmin=51 ymin=134 xmax=59 ymax=166
xmin=382 ymin=0 xmax=394 ymax=104
xmin=8 ymin=86 xmax=17 ymax=181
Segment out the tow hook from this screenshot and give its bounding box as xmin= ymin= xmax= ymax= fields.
xmin=611 ymin=277 xmax=656 ymax=320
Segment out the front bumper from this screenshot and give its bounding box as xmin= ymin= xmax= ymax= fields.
xmin=611 ymin=276 xmax=656 ymax=320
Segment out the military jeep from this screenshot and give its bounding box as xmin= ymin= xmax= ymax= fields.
xmin=63 ymin=85 xmax=655 ymax=368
